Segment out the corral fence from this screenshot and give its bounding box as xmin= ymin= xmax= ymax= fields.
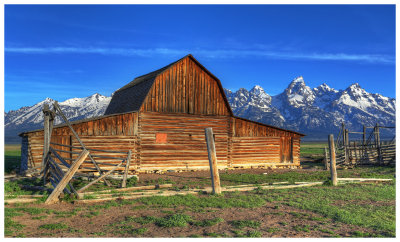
xmin=323 ymin=123 xmax=395 ymax=168
xmin=38 ymin=101 xmax=133 ymax=204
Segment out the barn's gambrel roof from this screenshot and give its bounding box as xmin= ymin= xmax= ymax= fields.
xmin=105 ymin=54 xmax=233 ymax=116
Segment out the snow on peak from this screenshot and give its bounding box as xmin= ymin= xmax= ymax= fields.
xmin=292 ymin=76 xmax=304 ymax=83
xmin=281 ymin=76 xmax=315 ymax=107
xmin=250 ymin=85 xmax=267 ymax=95
xmin=314 ymin=83 xmax=338 ymax=93
xmin=38 ymin=97 xmax=55 ymax=104
xmin=345 ymin=83 xmax=368 ymax=97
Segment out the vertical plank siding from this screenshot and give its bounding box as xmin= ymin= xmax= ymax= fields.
xmin=141 ymin=57 xmax=230 ymax=116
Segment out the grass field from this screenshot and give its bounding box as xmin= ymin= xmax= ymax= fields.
xmin=5 ymin=144 xmax=21 ymax=174
xmin=300 ymin=142 xmax=326 ymax=157
xmin=4 ymin=144 xmax=396 ymax=238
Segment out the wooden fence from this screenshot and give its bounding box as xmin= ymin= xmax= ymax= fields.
xmin=325 ymin=141 xmax=395 ymax=167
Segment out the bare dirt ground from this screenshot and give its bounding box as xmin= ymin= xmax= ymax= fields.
xmin=9 ymin=193 xmax=376 ymax=238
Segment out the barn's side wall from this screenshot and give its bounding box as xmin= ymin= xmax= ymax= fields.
xmin=22 ymin=111 xmax=301 ymax=173
xmin=137 ymin=112 xmax=230 ymax=171
xmin=140 ymin=57 xmax=230 ymax=116
xmin=135 ymin=112 xmax=301 ymax=172
xmin=22 ymin=112 xmax=138 ymax=172
xmin=232 ymin=117 xmax=301 ymax=167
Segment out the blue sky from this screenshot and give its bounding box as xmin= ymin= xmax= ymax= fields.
xmin=5 ymin=4 xmax=395 ymax=111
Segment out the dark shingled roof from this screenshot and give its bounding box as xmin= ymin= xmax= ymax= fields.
xmin=104 ymin=76 xmax=155 ymax=115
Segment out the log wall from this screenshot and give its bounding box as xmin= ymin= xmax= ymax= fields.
xmin=22 ymin=112 xmax=302 ymax=172
xmin=141 ymin=57 xmax=230 ymax=116
xmin=138 ymin=112 xmax=230 ymax=171
xmin=23 ymin=112 xmax=138 ymax=170
xmin=231 ymin=117 xmax=301 ymax=166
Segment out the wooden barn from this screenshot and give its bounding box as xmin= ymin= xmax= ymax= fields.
xmin=20 ymin=54 xmax=304 ymax=174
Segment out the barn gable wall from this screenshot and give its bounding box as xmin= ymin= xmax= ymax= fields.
xmin=140 ymin=56 xmax=231 ymax=116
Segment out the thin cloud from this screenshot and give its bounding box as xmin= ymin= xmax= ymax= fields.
xmin=5 ymin=46 xmax=394 ymax=64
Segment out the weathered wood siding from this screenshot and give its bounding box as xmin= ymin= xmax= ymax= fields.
xmin=231 ymin=136 xmax=281 ymax=167
xmin=292 ymin=138 xmax=301 ymax=166
xmin=141 ymin=57 xmax=230 ymax=116
xmin=138 ymin=112 xmax=230 ymax=171
xmin=233 ymin=117 xmax=300 ymax=138
xmin=24 ymin=112 xmax=138 ymax=171
xmin=232 ymin=117 xmax=301 ymax=166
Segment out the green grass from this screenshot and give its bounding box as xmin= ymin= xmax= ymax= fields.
xmin=293 ymin=225 xmax=311 ymax=232
xmin=5 ymin=217 xmax=26 ymax=237
xmin=221 ymin=166 xmax=395 ymax=186
xmin=127 ymin=214 xmax=194 ymax=228
xmin=5 ymin=178 xmax=49 ymax=198
xmin=5 ymin=207 xmax=49 ymax=216
xmin=258 ymin=181 xmax=395 ymax=237
xmin=232 ymin=229 xmax=262 ymax=238
xmin=92 ymin=232 xmax=106 ymax=236
xmin=139 ymin=192 xmax=265 ymax=208
xmin=32 ymin=215 xmax=48 ymax=220
xmin=220 ymin=171 xmax=331 ymax=184
xmin=39 ymin=223 xmax=69 ymax=230
xmin=246 ymin=230 xmax=262 ymax=237
xmin=155 ymin=214 xmax=193 ymax=227
xmin=130 ymin=227 xmax=148 ymax=235
xmin=266 ymin=227 xmax=280 ymax=233
xmin=5 ymin=145 xmax=21 ymax=174
xmin=192 ymin=217 xmax=224 ymax=227
xmin=230 ymin=220 xmax=261 ymax=229
xmin=300 ymin=142 xmax=326 ymax=156
xmin=4 ymin=143 xmax=395 ymax=238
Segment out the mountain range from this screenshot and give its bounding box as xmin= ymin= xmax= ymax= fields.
xmin=5 ymin=77 xmax=395 ymax=142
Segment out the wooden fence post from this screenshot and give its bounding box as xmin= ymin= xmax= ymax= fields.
xmin=328 ymin=134 xmax=338 ymax=186
xmin=324 ymin=147 xmax=329 ymax=170
xmin=45 ymin=149 xmax=89 ymax=204
xmin=375 ymin=123 xmax=381 ymax=163
xmin=42 ymin=104 xmax=50 ymax=166
xmin=205 ymin=128 xmax=221 ymax=194
xmin=341 ymin=122 xmax=346 ymax=147
xmin=363 ymin=125 xmax=366 ymax=146
xmin=121 ymin=150 xmax=132 ymax=188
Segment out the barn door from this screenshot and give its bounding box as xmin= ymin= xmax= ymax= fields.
xmin=280 ymin=137 xmax=293 ymax=163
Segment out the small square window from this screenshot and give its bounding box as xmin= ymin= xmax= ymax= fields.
xmin=156 ymin=133 xmax=167 ymax=143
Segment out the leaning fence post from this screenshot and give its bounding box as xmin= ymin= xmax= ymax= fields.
xmin=205 ymin=128 xmax=221 ymax=194
xmin=324 ymin=147 xmax=329 ymax=170
xmin=42 ymin=104 xmax=51 ymax=166
xmin=121 ymin=150 xmax=132 ymax=188
xmin=328 ymin=134 xmax=338 ymax=186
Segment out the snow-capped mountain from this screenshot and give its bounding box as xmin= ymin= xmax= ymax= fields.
xmin=5 ymin=93 xmax=111 ymax=142
xmin=225 ymin=77 xmax=395 ymax=139
xmin=4 ymin=77 xmax=395 ymax=142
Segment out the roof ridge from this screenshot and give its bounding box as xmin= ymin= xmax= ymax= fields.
xmin=116 ymin=54 xmax=192 ymax=92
